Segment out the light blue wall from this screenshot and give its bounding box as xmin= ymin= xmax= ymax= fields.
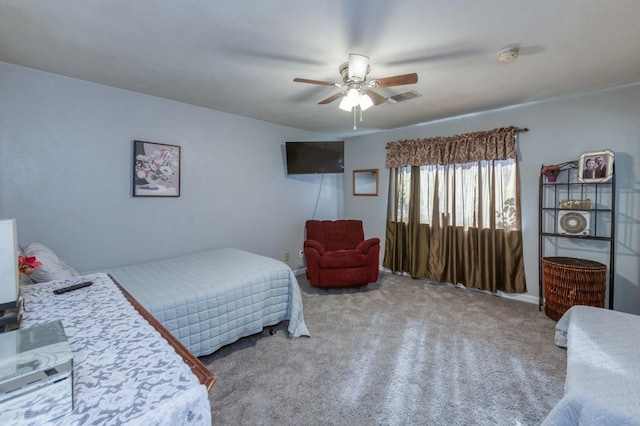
xmin=0 ymin=62 xmax=343 ymax=272
xmin=344 ymin=84 xmax=640 ymax=314
xmin=3 ymin=60 xmax=638 ymax=314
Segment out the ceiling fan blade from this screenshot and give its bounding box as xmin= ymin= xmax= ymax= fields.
xmin=363 ymin=89 xmax=387 ymax=106
xmin=318 ymin=91 xmax=345 ymax=105
xmin=294 ymin=78 xmax=339 ymax=87
xmin=372 ymin=73 xmax=418 ymax=88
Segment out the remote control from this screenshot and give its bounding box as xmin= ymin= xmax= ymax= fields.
xmin=53 ymin=281 xmax=93 ymax=294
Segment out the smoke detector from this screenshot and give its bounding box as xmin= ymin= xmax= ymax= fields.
xmin=497 ymin=47 xmax=519 ymax=63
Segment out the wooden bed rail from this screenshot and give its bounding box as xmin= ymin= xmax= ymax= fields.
xmin=110 ymin=274 xmax=217 ymax=391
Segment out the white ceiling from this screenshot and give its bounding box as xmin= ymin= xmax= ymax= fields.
xmin=1 ymin=0 xmax=639 ymax=138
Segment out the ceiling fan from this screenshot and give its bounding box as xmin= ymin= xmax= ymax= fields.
xmin=294 ymin=53 xmax=418 ymax=128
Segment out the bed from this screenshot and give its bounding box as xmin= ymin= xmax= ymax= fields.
xmin=542 ymin=305 xmax=640 ymax=426
xmin=99 ymin=247 xmax=310 ymax=356
xmin=20 ymin=243 xmax=310 ymax=357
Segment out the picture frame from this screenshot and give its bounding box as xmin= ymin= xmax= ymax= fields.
xmin=353 ymin=169 xmax=379 ymax=196
xmin=577 ymin=149 xmax=614 ymax=183
xmin=133 ymin=140 xmax=181 ymax=197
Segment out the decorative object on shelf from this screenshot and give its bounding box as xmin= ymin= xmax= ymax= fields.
xmin=559 ymin=199 xmax=592 ymax=209
xmin=577 ymin=149 xmax=614 ymax=183
xmin=557 ymin=210 xmax=590 ymax=235
xmin=133 ymin=140 xmax=181 ymax=197
xmin=540 ymin=161 xmax=577 ymax=182
xmin=541 ymin=164 xmax=561 ymax=182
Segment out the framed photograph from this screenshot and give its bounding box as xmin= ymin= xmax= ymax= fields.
xmin=577 ymin=149 xmax=614 ymax=183
xmin=353 ymin=169 xmax=379 ymax=196
xmin=133 ymin=140 xmax=181 ymax=197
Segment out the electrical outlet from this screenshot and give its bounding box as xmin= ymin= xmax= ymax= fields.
xmin=299 ymin=250 xmax=304 ymax=258
xmin=284 ymin=252 xmax=290 ymax=262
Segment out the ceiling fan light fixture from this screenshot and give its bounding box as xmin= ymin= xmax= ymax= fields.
xmin=339 ymin=96 xmax=353 ymax=112
xmin=293 ymin=53 xmax=419 ymax=127
xmin=359 ymin=93 xmax=374 ymax=111
xmin=348 ymin=53 xmax=369 ymax=81
xmin=346 ymin=87 xmax=360 ymax=104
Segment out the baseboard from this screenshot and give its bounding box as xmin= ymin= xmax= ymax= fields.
xmin=295 ymin=265 xmax=537 ymax=305
xmin=378 ymin=266 xmax=538 ymax=305
xmin=497 ymin=292 xmax=538 ymax=305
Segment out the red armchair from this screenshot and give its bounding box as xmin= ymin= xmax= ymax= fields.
xmin=304 ymin=220 xmax=380 ymax=288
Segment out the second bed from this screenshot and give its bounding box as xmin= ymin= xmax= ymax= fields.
xmin=101 ymin=247 xmax=310 ymax=356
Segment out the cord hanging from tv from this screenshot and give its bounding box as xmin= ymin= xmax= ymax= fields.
xmin=285 ymin=141 xmax=344 ymax=174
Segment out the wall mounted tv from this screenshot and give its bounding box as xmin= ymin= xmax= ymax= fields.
xmin=285 ymin=141 xmax=344 ymax=175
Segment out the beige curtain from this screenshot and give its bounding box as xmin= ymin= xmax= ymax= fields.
xmin=383 ymin=127 xmax=527 ymax=293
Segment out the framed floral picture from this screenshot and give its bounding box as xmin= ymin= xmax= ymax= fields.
xmin=577 ymin=149 xmax=614 ymax=183
xmin=133 ymin=140 xmax=181 ymax=197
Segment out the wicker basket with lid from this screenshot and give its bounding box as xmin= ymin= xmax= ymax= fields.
xmin=542 ymin=256 xmax=607 ymax=321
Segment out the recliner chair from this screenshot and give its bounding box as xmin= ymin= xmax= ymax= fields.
xmin=303 ymin=220 xmax=380 ymax=288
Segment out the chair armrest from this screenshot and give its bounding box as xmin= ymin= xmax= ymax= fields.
xmin=304 ymin=239 xmax=325 ymax=256
xmin=356 ymin=237 xmax=380 ymax=254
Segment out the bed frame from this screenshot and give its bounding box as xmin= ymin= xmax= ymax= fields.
xmin=113 ymin=275 xmax=216 ymax=391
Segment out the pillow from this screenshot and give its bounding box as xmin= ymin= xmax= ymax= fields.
xmin=20 ymin=242 xmax=79 ymax=283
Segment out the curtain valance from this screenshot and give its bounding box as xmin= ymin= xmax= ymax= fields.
xmin=385 ymin=126 xmax=526 ymax=168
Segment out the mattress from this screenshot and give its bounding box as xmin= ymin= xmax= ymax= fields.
xmin=101 ymin=248 xmax=310 ymax=356
xmin=543 ymin=305 xmax=640 ymax=425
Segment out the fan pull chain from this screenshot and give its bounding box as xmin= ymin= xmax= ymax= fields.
xmin=353 ymin=107 xmax=357 ymax=129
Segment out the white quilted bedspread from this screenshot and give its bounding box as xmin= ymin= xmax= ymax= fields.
xmin=543 ymin=305 xmax=640 ymax=426
xmin=17 ymin=273 xmax=211 ymax=426
xmin=100 ymin=248 xmax=310 ymax=356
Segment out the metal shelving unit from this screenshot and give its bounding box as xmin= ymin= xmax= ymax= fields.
xmin=537 ymin=163 xmax=616 ymax=311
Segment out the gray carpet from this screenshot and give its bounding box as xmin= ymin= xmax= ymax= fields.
xmin=200 ymin=272 xmax=566 ymax=426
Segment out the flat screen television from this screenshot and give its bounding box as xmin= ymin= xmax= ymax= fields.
xmin=285 ymin=141 xmax=344 ymax=175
